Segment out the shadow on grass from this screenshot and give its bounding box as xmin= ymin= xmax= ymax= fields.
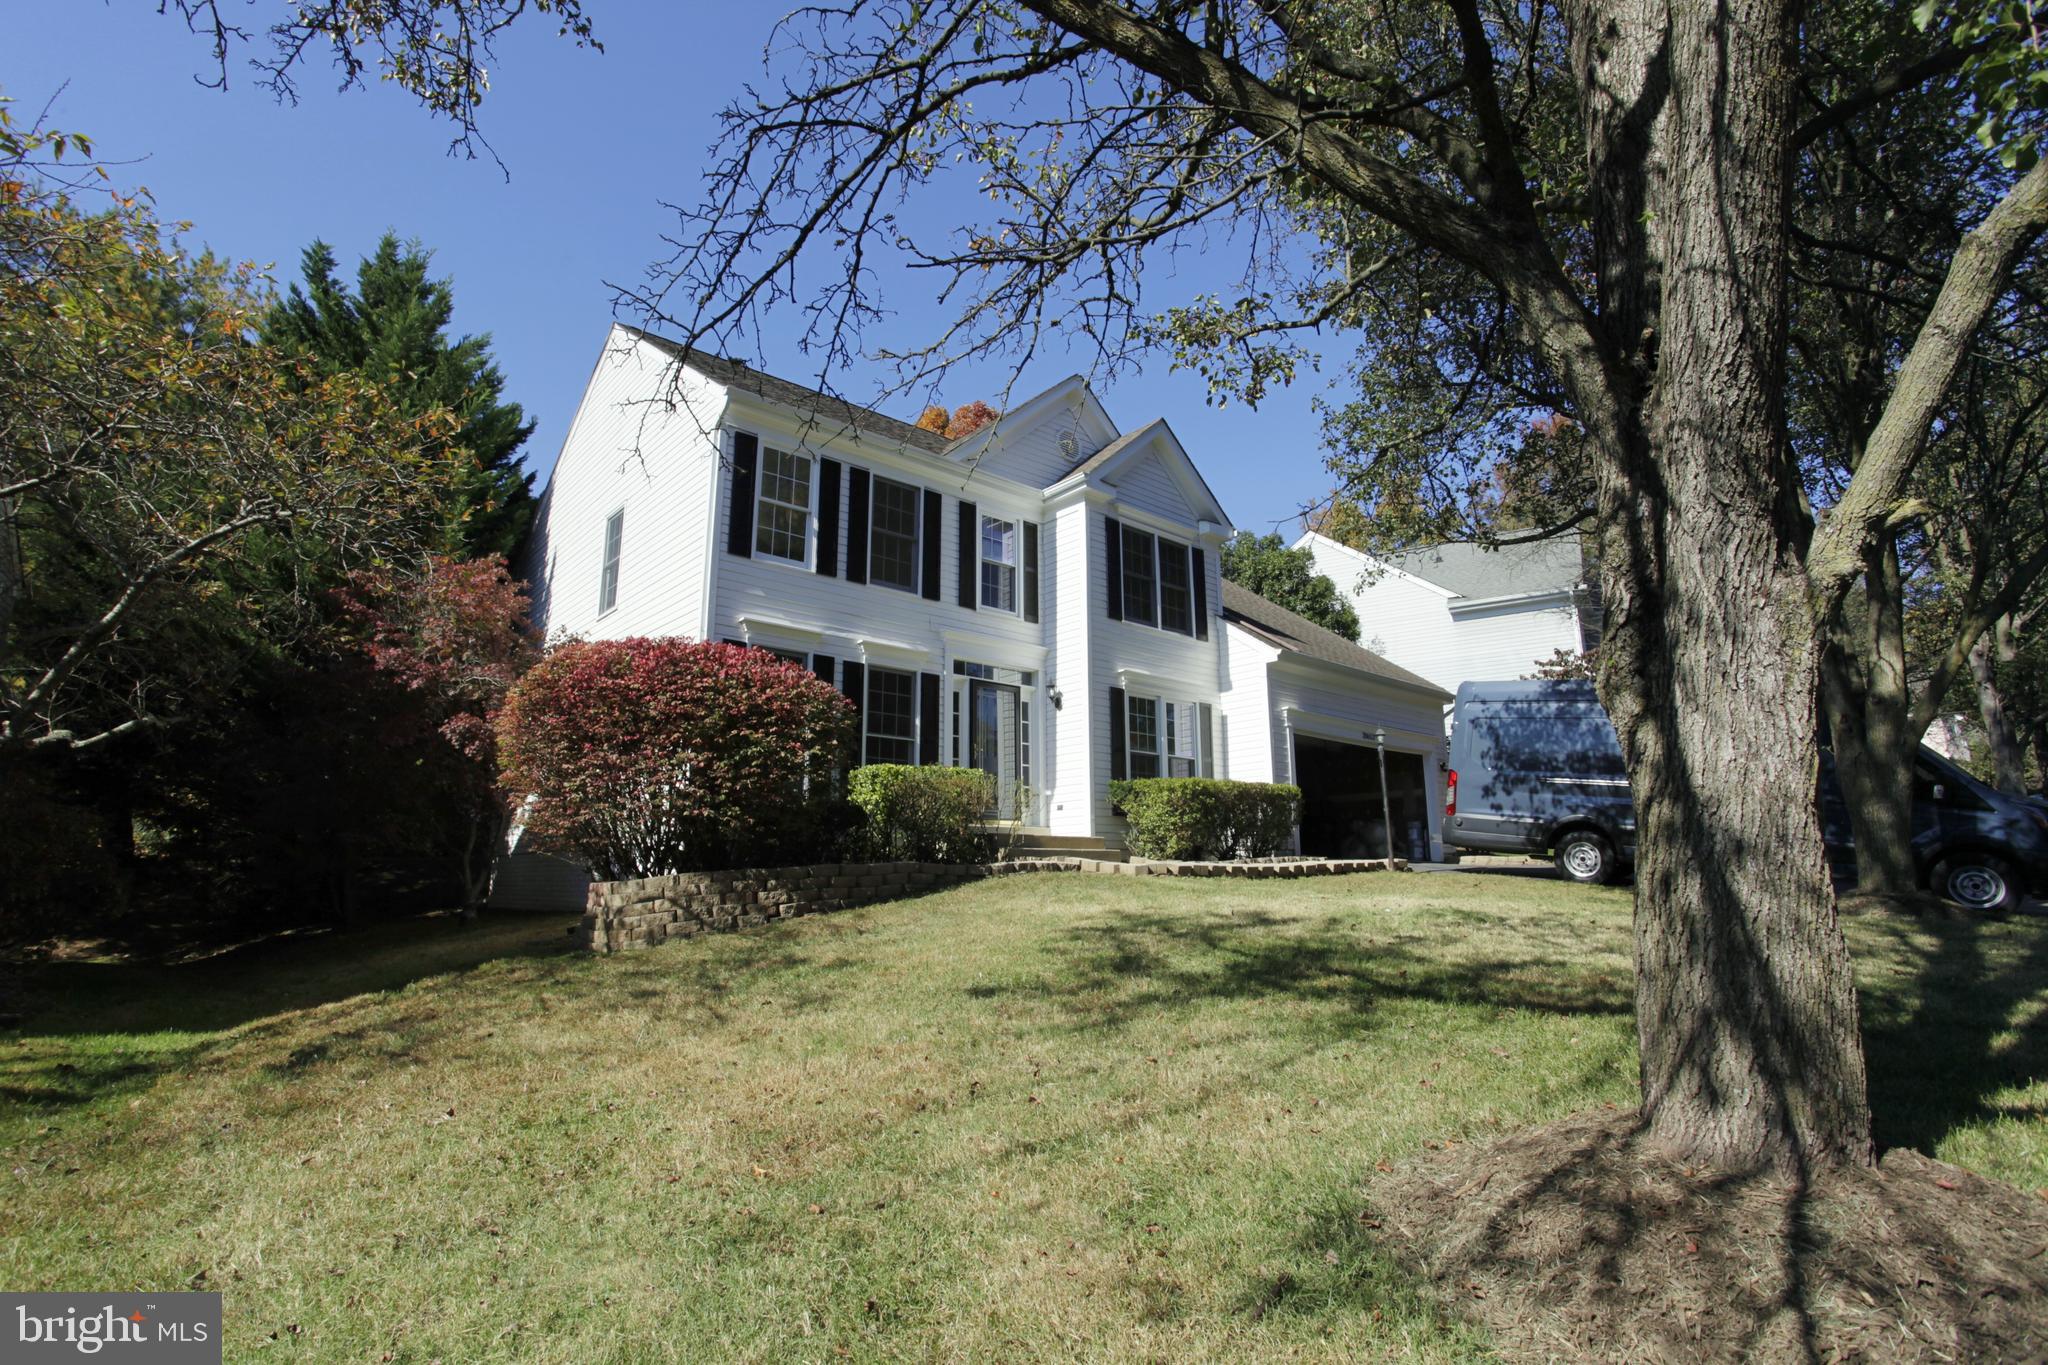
xmin=1860 ymin=911 xmax=2048 ymax=1158
xmin=981 ymin=909 xmax=1634 ymax=1039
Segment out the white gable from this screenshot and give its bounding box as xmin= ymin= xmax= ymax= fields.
xmin=1107 ymin=450 xmax=1197 ymax=524
xmin=945 ymin=375 xmax=1121 ymax=490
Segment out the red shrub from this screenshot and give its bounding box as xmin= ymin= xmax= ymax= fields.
xmin=496 ymin=638 xmax=857 ymax=878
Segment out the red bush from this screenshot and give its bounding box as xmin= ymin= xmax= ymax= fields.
xmin=496 ymin=638 xmax=857 ymax=878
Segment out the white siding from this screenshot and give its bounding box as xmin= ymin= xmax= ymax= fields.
xmin=524 ymin=327 xmax=723 ymax=643
xmin=1303 ymin=536 xmax=1581 ymax=692
xmin=1443 ymin=600 xmax=1583 ymax=684
xmin=959 ymin=386 xmax=1120 ymax=489
xmin=1218 ymin=624 xmax=1279 ymax=783
xmin=1046 ymin=500 xmax=1095 ymax=835
xmin=1108 ymin=450 xmax=1196 ymax=524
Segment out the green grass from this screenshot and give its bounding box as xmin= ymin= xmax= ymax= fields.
xmin=1 ymin=872 xmax=2042 ymax=1362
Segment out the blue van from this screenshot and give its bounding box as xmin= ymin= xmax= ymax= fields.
xmin=1441 ymin=680 xmax=2048 ymax=912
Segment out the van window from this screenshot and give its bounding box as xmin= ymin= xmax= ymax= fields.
xmin=1472 ymin=715 xmax=1627 ymax=780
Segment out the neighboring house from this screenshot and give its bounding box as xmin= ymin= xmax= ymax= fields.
xmin=491 ymin=324 xmax=1450 ymax=906
xmin=1295 ymin=531 xmax=1601 ymax=695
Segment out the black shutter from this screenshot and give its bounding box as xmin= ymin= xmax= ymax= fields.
xmin=845 ymin=468 xmax=870 ymax=583
xmin=1192 ymin=546 xmax=1209 ymax=640
xmin=841 ymin=661 xmax=866 ymax=754
xmin=1199 ymin=703 xmax=1216 ymax=777
xmin=922 ymin=489 xmax=943 ymax=601
xmin=1023 ymin=522 xmax=1040 ymax=624
xmin=1104 ymin=516 xmax=1124 ymax=621
xmin=816 ymin=458 xmax=841 ymax=577
xmin=958 ymin=500 xmax=978 ymax=608
xmin=811 ymin=654 xmax=835 ymax=687
xmin=919 ymin=672 xmax=941 ymax=764
xmin=726 ymin=432 xmax=758 ymax=557
xmin=1108 ymin=686 xmax=1127 ymax=783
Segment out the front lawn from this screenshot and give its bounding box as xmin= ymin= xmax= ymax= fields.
xmin=2 ymin=872 xmax=2042 ymax=1361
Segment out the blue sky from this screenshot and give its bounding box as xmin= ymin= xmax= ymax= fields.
xmin=12 ymin=5 xmax=1341 ymax=536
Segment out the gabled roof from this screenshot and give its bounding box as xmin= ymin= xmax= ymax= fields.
xmin=940 ymin=372 xmax=1118 ymax=459
xmin=1223 ymin=580 xmax=1451 ymax=698
xmin=1384 ymin=537 xmax=1587 ymax=601
xmin=1052 ymin=416 xmax=1232 ymax=527
xmin=620 ymin=324 xmax=949 ymax=454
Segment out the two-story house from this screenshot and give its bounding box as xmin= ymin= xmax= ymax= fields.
xmin=1295 ymin=531 xmax=1601 ymax=695
xmin=492 ymin=325 xmax=1451 ymax=907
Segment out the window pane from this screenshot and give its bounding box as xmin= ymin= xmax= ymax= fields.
xmin=1159 ymin=540 xmax=1191 ymax=634
xmin=599 ymin=510 xmax=623 ymax=613
xmin=981 ymin=517 xmax=1015 ymax=564
xmin=755 ymin=448 xmax=811 ymax=563
xmin=871 ymin=478 xmax=919 ymax=591
xmin=1121 ymin=525 xmax=1157 ymax=626
xmin=865 ymin=667 xmax=917 ymax=765
xmin=981 ymin=561 xmax=1017 ymax=612
xmin=1168 ymin=701 xmax=1197 ymax=777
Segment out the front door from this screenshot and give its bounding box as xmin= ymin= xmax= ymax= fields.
xmin=969 ymin=680 xmax=1022 ymax=819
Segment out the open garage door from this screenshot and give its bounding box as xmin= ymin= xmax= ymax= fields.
xmin=1293 ymin=736 xmax=1431 ymax=861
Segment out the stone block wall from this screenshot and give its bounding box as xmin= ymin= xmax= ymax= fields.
xmin=580 ymin=856 xmax=1410 ymax=953
xmin=581 ymin=860 xmax=1007 ymax=953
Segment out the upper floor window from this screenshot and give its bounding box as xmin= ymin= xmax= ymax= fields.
xmin=866 ymin=667 xmax=917 ymax=764
xmin=980 ymin=515 xmax=1018 ymax=612
xmin=1121 ymin=524 xmax=1157 ymax=627
xmin=598 ymin=509 xmax=624 ymax=614
xmin=755 ymin=447 xmax=812 ymax=564
xmin=871 ymin=476 xmax=920 ymax=592
xmin=1159 ymin=541 xmax=1192 ymax=634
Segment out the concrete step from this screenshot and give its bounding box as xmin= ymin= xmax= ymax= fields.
xmin=1006 ymin=844 xmax=1130 ymax=864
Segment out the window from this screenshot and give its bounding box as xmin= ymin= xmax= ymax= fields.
xmin=980 ymin=516 xmax=1018 ymax=612
xmin=1159 ymin=540 xmax=1192 ymax=634
xmin=1166 ymin=701 xmax=1199 ymax=777
xmin=1127 ymin=695 xmax=1161 ymax=779
xmin=754 ymin=446 xmax=812 ymax=563
xmin=1121 ymin=524 xmax=1157 ymax=626
xmin=598 ymin=509 xmax=624 ymax=614
xmin=870 ymin=476 xmax=920 ymax=592
xmin=865 ymin=667 xmax=918 ymax=765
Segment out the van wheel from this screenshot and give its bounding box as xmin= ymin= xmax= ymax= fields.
xmin=1932 ymin=855 xmax=2020 ymax=915
xmin=1555 ymin=831 xmax=1615 ymax=885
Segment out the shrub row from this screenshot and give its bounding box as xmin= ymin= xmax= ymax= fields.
xmin=1110 ymin=777 xmax=1302 ymax=861
xmin=848 ymin=764 xmax=997 ymax=864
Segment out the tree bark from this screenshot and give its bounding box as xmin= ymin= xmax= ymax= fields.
xmin=1819 ymin=538 xmax=1918 ymax=894
xmin=1588 ymin=0 xmax=1872 ymax=1171
xmin=1969 ymin=621 xmax=2028 ymax=795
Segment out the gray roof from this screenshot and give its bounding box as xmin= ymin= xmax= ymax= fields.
xmin=1060 ymin=423 xmax=1151 ymax=481
xmin=1222 ymin=581 xmax=1451 ymax=697
xmin=622 ymin=325 xmax=949 ymax=454
xmin=1388 ymin=536 xmax=1587 ymax=601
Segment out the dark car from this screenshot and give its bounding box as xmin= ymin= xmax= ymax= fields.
xmin=1441 ymin=680 xmax=2048 ymax=912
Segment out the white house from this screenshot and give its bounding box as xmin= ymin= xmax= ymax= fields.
xmin=491 ymin=325 xmax=1451 ymax=905
xmin=1295 ymin=531 xmax=1600 ymax=695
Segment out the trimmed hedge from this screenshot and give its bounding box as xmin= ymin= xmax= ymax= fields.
xmin=849 ymin=764 xmax=997 ymax=864
xmin=1109 ymin=778 xmax=1302 ymax=860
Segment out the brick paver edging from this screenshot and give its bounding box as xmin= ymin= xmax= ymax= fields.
xmin=582 ymin=856 xmax=1409 ymax=953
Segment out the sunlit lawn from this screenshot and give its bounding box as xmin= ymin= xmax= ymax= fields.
xmin=2 ymin=870 xmax=2041 ymax=1362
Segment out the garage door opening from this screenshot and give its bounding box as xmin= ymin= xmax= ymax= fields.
xmin=1293 ymin=736 xmax=1431 ymax=861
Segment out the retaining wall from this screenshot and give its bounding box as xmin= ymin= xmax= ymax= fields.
xmin=581 ymin=856 xmax=1406 ymax=953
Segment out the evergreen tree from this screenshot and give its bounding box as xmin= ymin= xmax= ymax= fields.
xmin=1219 ymin=534 xmax=1361 ymax=642
xmin=264 ymin=234 xmax=535 ymax=559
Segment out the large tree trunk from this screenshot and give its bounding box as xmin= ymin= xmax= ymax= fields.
xmin=1819 ymin=539 xmax=1919 ymax=894
xmin=1585 ymin=0 xmax=1872 ymax=1171
xmin=1969 ymin=620 xmax=2028 ymax=795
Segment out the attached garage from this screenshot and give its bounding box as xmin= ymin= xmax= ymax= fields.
xmin=1292 ymin=736 xmax=1434 ymax=862
xmin=1219 ymin=581 xmax=1453 ymax=859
